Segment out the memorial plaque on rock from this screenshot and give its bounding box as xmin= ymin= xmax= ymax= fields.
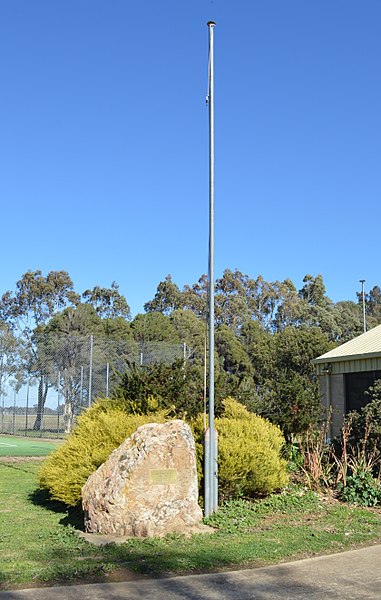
xmin=82 ymin=420 xmax=203 ymax=538
xmin=149 ymin=469 xmax=178 ymax=485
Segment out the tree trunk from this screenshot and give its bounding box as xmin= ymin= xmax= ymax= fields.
xmin=63 ymin=395 xmax=74 ymax=434
xmin=63 ymin=374 xmax=78 ymax=434
xmin=33 ymin=375 xmax=48 ymax=431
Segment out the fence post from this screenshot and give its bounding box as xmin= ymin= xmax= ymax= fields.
xmin=25 ymin=381 xmax=30 ymax=436
xmin=79 ymin=366 xmax=83 ymax=409
xmin=88 ymin=335 xmax=93 ymax=407
xmin=1 ymin=395 xmax=4 ymax=434
xmin=106 ymin=362 xmax=109 ymax=398
xmin=12 ymin=390 xmax=16 ymax=435
xmin=57 ymin=371 xmax=61 ymax=438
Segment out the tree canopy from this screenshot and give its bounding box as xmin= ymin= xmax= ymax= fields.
xmin=0 ymin=268 xmax=378 ymax=436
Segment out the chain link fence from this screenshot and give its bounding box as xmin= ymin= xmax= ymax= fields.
xmin=0 ymin=334 xmax=189 ymax=438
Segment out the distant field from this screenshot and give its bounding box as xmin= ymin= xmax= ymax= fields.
xmin=1 ymin=414 xmax=64 ymax=437
xmin=0 ymin=435 xmax=61 ymax=457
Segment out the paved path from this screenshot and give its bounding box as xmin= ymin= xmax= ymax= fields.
xmin=2 ymin=544 xmax=381 ymax=599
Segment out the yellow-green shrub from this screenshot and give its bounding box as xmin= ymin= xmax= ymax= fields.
xmin=39 ymin=396 xmax=288 ymax=507
xmin=191 ymin=398 xmax=289 ymax=499
xmin=38 ymin=398 xmax=167 ymax=506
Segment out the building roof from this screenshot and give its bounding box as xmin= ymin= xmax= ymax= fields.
xmin=313 ymin=324 xmax=381 ymax=365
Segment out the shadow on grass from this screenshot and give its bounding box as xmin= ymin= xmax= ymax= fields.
xmin=28 ymin=487 xmax=85 ymax=531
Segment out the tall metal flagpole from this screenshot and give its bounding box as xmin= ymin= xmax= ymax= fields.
xmin=205 ymin=20 xmax=218 ymax=517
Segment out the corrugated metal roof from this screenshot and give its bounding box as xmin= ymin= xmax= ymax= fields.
xmin=313 ymin=324 xmax=381 ymax=364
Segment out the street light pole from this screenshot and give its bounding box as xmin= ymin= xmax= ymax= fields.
xmin=360 ymin=279 xmax=366 ymax=334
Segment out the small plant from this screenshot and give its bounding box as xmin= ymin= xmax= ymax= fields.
xmin=295 ymin=419 xmax=333 ymax=489
xmin=204 ymin=487 xmax=320 ymax=532
xmin=330 ymin=416 xmax=352 ymax=489
xmin=204 ymin=498 xmax=262 ymax=533
xmin=285 ymin=438 xmax=304 ymax=472
xmin=338 ymin=471 xmax=381 ymax=507
xmin=331 ymin=411 xmax=381 ymax=505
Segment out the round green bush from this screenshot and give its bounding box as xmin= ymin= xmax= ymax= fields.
xmin=38 ymin=398 xmax=167 ymax=506
xmin=192 ymin=398 xmax=289 ymax=499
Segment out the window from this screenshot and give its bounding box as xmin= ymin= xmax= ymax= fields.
xmin=345 ymin=371 xmax=381 ymax=413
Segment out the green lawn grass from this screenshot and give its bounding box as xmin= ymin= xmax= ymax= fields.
xmin=0 ymin=436 xmax=61 ymax=457
xmin=2 ymin=459 xmax=381 ymax=590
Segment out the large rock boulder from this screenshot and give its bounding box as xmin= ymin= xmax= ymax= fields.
xmin=82 ymin=420 xmax=203 ymax=538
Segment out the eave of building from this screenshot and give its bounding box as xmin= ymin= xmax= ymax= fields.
xmin=313 ymin=350 xmax=381 ymax=365
xmin=313 ymin=324 xmax=381 ymax=376
xmin=314 ymin=356 xmax=381 ymax=376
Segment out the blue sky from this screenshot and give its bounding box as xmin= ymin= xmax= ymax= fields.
xmin=1 ymin=0 xmax=380 ymax=317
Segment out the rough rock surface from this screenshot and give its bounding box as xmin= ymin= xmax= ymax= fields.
xmin=82 ymin=420 xmax=203 ymax=538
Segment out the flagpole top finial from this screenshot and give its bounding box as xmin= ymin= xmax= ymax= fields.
xmin=207 ymin=21 xmax=216 ymax=27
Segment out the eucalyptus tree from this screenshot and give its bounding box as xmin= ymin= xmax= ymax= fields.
xmin=143 ymin=275 xmax=182 ymax=315
xmin=297 ymin=274 xmax=339 ymax=340
xmin=82 ymin=281 xmax=131 ymax=320
xmin=131 ymin=312 xmax=182 ymax=367
xmin=41 ymin=303 xmax=106 ymax=431
xmin=170 ymin=309 xmax=205 ymax=362
xmin=181 ymin=275 xmax=209 ymax=318
xmin=0 ymin=270 xmax=79 ymax=430
xmin=272 ymin=279 xmax=305 ymax=331
xmin=214 ymin=269 xmax=252 ymax=330
xmin=214 ymin=324 xmax=259 ymax=411
xmin=0 ymin=320 xmax=23 ymax=395
xmin=332 ymin=301 xmax=364 ymax=343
